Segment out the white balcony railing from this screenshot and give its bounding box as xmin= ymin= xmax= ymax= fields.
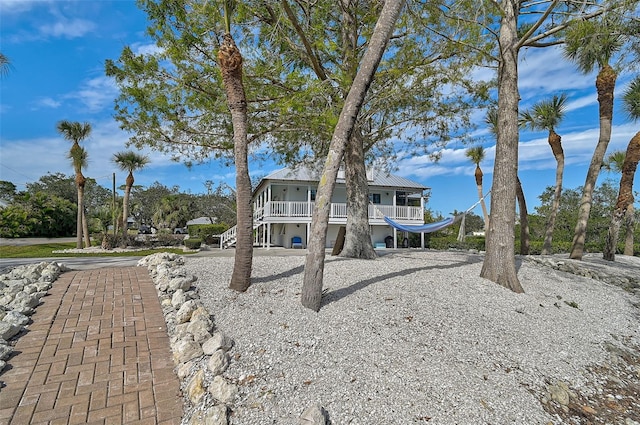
xmin=262 ymin=201 xmax=423 ymax=221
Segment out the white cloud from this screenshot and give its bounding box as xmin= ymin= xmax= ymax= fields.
xmin=0 ymin=0 xmax=48 ymax=14
xmin=38 ymin=18 xmax=95 ymax=38
xmin=33 ymin=97 xmax=62 ymax=109
xmin=131 ymin=42 xmax=163 ymax=56
xmin=518 ymin=47 xmax=596 ymax=96
xmin=68 ymin=75 xmax=119 ymax=113
xmin=394 ymin=122 xmax=636 ymax=183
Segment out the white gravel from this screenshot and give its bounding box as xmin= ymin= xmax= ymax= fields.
xmin=183 ymin=250 xmax=640 ymax=424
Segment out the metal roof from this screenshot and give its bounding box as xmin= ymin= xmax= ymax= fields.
xmin=259 ymin=166 xmax=429 ymax=191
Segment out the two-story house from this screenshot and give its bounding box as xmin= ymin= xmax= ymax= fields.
xmin=220 ymin=165 xmax=429 ymax=249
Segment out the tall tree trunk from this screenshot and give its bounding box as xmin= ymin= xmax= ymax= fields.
xmin=603 ymin=131 xmax=640 ymax=261
xmin=302 ymin=0 xmax=405 ymax=312
xmin=480 ymin=0 xmax=524 ymax=293
xmin=542 ymin=130 xmax=564 ymax=255
xmin=218 ymin=33 xmax=254 ymax=292
xmin=623 ymin=204 xmax=635 ymax=256
xmin=82 ymin=208 xmax=91 ymax=248
xmin=516 ymin=176 xmax=529 ymax=255
xmin=342 ymin=130 xmax=377 ymax=259
xmin=121 ymin=172 xmax=134 ymax=248
xmin=475 ymin=166 xmax=490 ymax=230
xmin=75 ymin=176 xmax=86 ymax=249
xmin=570 ymin=65 xmax=617 ymax=259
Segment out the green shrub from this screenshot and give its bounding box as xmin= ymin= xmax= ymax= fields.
xmin=189 ymin=224 xmax=229 ymax=244
xmin=427 ymin=235 xmax=485 ymax=251
xmin=156 ymin=232 xmax=183 ymax=247
xmin=184 ymin=238 xmax=202 ymax=249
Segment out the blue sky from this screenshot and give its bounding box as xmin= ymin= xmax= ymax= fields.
xmin=1 ymin=0 xmax=638 ymax=218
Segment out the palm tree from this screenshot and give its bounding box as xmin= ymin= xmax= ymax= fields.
xmin=603 ymin=76 xmax=640 ymax=260
xmin=0 ymin=52 xmax=11 ymax=77
xmin=520 ymin=94 xmax=568 ymax=255
xmin=217 ymin=0 xmax=253 ymax=292
xmin=465 ymin=146 xmax=490 ymax=230
xmin=564 ymin=17 xmax=623 ymax=260
xmin=112 ymin=151 xmax=149 ymax=247
xmin=603 ymin=150 xmax=635 ymax=256
xmin=57 ymin=120 xmax=92 ymax=249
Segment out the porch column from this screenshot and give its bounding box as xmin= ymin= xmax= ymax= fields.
xmin=267 ymin=222 xmax=271 ymax=249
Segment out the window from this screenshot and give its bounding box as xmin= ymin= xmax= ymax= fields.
xmin=396 ymin=191 xmax=407 ymax=206
xmin=310 ymin=189 xmax=317 ymax=201
xmin=369 ymin=193 xmax=381 ymax=204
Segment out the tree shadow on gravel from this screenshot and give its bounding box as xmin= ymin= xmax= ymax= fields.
xmin=321 ymin=256 xmax=483 ymax=308
xmin=250 ymin=256 xmax=353 ymax=286
xmin=251 ymin=264 xmax=305 ymax=285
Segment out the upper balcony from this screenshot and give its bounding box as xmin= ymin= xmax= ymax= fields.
xmin=256 ymin=201 xmax=424 ymax=223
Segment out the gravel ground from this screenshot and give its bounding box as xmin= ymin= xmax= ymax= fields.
xmin=183 ymin=251 xmax=640 ymax=425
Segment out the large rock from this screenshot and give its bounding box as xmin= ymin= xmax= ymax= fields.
xmin=188 ymin=405 xmax=228 ymax=425
xmin=172 ymin=289 xmax=187 ymax=308
xmin=2 ymin=311 xmax=30 ymax=326
xmin=169 ymin=275 xmax=197 ymax=292
xmin=176 ymin=300 xmax=198 ymax=324
xmin=185 ymin=369 xmax=207 ymax=405
xmin=173 ymin=339 xmax=204 ymax=364
xmin=187 ymin=307 xmax=214 ymax=343
xmin=0 ymin=322 xmax=21 ymax=340
xmin=208 ymin=376 xmax=238 ymax=404
xmin=299 ymin=404 xmax=328 ymax=425
xmin=206 ymin=350 xmax=230 ymax=376
xmin=202 ymin=332 xmax=234 ymax=355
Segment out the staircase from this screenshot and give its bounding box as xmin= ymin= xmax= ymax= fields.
xmin=219 ymin=208 xmax=264 ymax=249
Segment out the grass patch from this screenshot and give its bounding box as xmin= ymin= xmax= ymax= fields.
xmin=0 ymin=243 xmax=189 ymax=258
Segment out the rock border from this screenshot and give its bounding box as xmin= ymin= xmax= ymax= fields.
xmin=0 ymin=262 xmax=68 ymax=385
xmin=137 ymin=253 xmax=329 ymax=425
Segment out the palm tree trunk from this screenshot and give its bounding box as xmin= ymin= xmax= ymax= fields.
xmin=342 ymin=130 xmax=376 ymax=259
xmin=603 ymin=131 xmax=640 ymax=261
xmin=571 ymin=65 xmax=617 ymax=260
xmin=218 ymin=33 xmax=253 ymax=292
xmin=121 ymin=185 xmax=131 ymax=248
xmin=476 ymin=182 xmax=489 ymax=230
xmin=480 ymin=0 xmax=524 ymax=293
xmin=474 ymin=166 xmax=490 ymax=230
xmin=542 ymin=131 xmax=564 ymax=255
xmin=82 ymin=208 xmax=91 ymax=248
xmin=76 ymin=177 xmax=86 ymax=249
xmin=302 ymin=0 xmax=405 ymax=311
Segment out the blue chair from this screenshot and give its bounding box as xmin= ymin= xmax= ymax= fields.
xmin=291 ymin=236 xmax=304 ymax=249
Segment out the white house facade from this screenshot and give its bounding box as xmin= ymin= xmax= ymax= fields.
xmin=220 ymin=166 xmax=429 ymax=249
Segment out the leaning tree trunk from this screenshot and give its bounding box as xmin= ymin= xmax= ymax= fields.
xmin=475 ymin=166 xmax=490 ymax=230
xmin=516 ymin=176 xmax=529 ymax=256
xmin=479 ymin=0 xmax=524 ymax=293
xmin=218 ymin=33 xmax=254 ymax=292
xmin=571 ymin=65 xmax=617 ymax=260
xmin=542 ymin=130 xmax=564 ymax=255
xmin=302 ymin=0 xmax=405 ymax=311
xmin=603 ymin=131 xmax=640 ymax=261
xmin=342 ymin=130 xmax=377 ymax=259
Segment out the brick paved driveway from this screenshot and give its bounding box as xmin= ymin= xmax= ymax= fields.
xmin=0 ymin=267 xmax=182 ymax=425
